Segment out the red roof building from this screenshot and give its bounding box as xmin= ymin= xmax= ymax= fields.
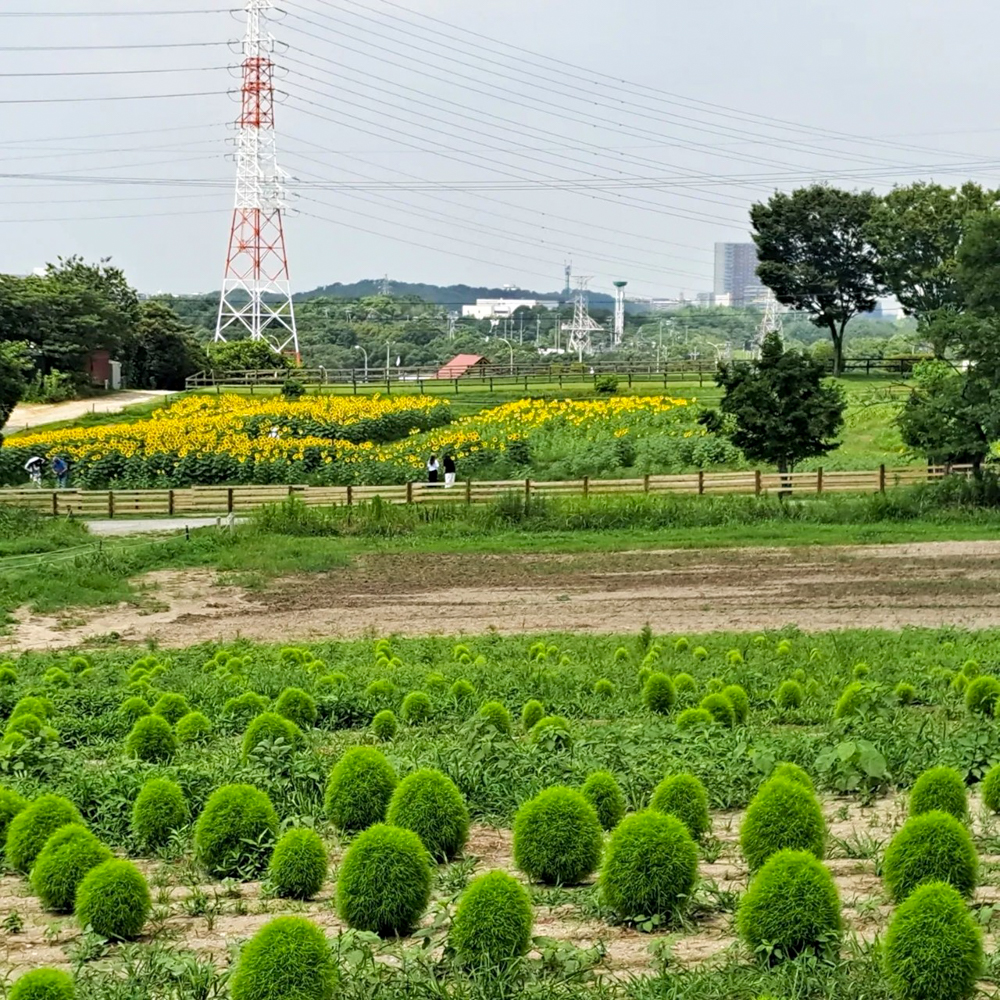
xmin=436 ymin=354 xmax=488 ymax=379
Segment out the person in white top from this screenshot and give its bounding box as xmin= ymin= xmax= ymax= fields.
xmin=443 ymin=453 xmax=456 ymax=488
xmin=426 ymin=455 xmax=440 ymax=486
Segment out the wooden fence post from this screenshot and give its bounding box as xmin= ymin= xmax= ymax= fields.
xmin=406 ymin=481 xmax=414 ymax=504
xmin=697 ymin=470 xmax=705 ymax=496
xmin=583 ymin=476 xmax=590 ymax=498
xmin=644 ymin=474 xmax=650 ymax=493
xmin=465 ymin=480 xmax=472 ymax=505
xmin=108 ymin=491 xmax=114 ymax=519
xmin=879 ymin=464 xmax=886 ymax=493
xmin=346 ymin=485 xmax=353 ymax=507
xmin=168 ymin=489 xmax=175 ymax=516
xmin=227 ymin=487 xmax=234 ymax=514
xmin=816 ymin=468 xmax=823 ymax=494
xmin=754 ymin=470 xmax=762 ymax=495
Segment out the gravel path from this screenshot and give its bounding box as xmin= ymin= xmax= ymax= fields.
xmin=6 ymin=390 xmax=173 ymax=434
xmin=86 ymin=517 xmax=242 ymax=536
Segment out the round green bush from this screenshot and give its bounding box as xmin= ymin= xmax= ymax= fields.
xmin=740 ymin=777 xmax=826 ymax=872
xmin=387 ymin=768 xmax=469 ymax=861
xmin=365 ymin=679 xmax=396 ymax=705
xmin=883 ymin=881 xmax=982 ymax=1000
xmin=521 ymin=699 xmax=545 ymax=731
xmin=910 ymin=766 xmax=968 ymax=821
xmin=151 ymin=692 xmax=189 ymax=725
xmin=8 ymin=969 xmax=76 ymax=1000
xmin=673 ymin=672 xmax=698 ymax=697
xmin=982 ymin=763 xmax=1000 ymax=813
xmin=450 ymin=870 xmax=533 ymax=968
xmin=401 ymin=690 xmax=433 ymax=724
xmin=125 ymin=714 xmax=178 ymax=763
xmin=0 ymin=666 xmax=17 ymax=686
xmin=324 ymin=747 xmax=398 ymax=832
xmin=699 ymin=693 xmax=735 ymax=728
xmin=529 ymin=715 xmax=572 ymax=751
xmin=582 ymin=771 xmax=626 ymax=831
xmin=770 ymin=762 xmax=814 ymax=792
xmin=478 ymin=701 xmax=512 ymax=735
xmin=5 ymin=794 xmax=83 ymax=873
xmin=131 ymin=778 xmax=189 ymax=851
xmin=895 ymin=681 xmax=917 ymax=706
xmin=11 ymin=696 xmax=53 ymax=721
xmin=964 ymin=675 xmax=1000 ymax=716
xmin=30 ymin=824 xmax=112 ymax=913
xmin=241 ymin=712 xmax=302 ymax=761
xmin=599 ymin=811 xmax=699 ymax=922
xmin=195 ymin=784 xmax=279 ymax=879
xmin=268 ymin=828 xmax=328 ymax=900
xmin=315 ymin=673 xmax=348 ymax=696
xmin=370 ymin=709 xmax=398 ymax=741
xmin=737 ymin=849 xmax=841 ymax=961
xmin=883 ymin=811 xmax=978 ymax=903
xmin=175 ymin=711 xmax=213 ymax=744
xmin=0 ymin=784 xmax=28 ymax=843
xmin=75 ymin=859 xmax=151 ymax=940
xmin=274 ymin=687 xmax=318 ymax=730
xmin=224 ymin=691 xmax=269 ymax=724
xmin=230 ymin=916 xmax=337 ymax=1000
xmin=776 ymin=680 xmax=804 ymax=711
xmin=642 ymin=672 xmax=675 ymax=715
xmin=833 ymin=681 xmax=871 ymax=719
xmin=6 ymin=713 xmax=44 ymax=739
xmin=650 ymin=773 xmax=711 ymax=841
xmin=336 ymin=824 xmax=431 ymax=936
xmin=513 ymin=787 xmax=603 ymax=885
xmin=449 ymin=679 xmax=475 ymax=704
xmin=593 ymin=678 xmax=616 ymax=698
xmin=676 ymin=707 xmax=715 ymax=731
xmin=722 ymin=684 xmax=749 ymax=725
xmin=118 ymin=697 xmax=151 ymax=726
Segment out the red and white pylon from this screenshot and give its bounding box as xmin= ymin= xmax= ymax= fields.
xmin=214 ymin=0 xmax=299 ymax=360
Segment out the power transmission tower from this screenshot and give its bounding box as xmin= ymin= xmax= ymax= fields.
xmin=562 ymin=277 xmax=602 ymax=361
xmin=753 ymin=290 xmax=783 ymax=357
xmin=563 ymin=260 xmax=572 ymax=297
xmin=380 ymin=274 xmax=392 ymax=296
xmin=214 ymin=0 xmax=298 ymax=360
xmin=612 ymin=280 xmax=628 ymax=347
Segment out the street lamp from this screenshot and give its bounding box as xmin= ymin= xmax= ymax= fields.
xmin=496 ymin=336 xmax=514 ymax=374
xmin=353 ymin=345 xmax=368 ymax=382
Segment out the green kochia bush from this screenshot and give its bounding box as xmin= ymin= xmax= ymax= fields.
xmin=600 ymin=811 xmax=698 ymax=923
xmin=175 ymin=711 xmax=213 ymax=744
xmin=882 ymin=811 xmax=978 ymax=903
xmin=125 ymin=715 xmax=178 ymax=763
xmin=521 ymin=700 xmax=545 ymax=731
xmin=324 ymin=747 xmax=398 ymax=832
xmin=770 ymin=762 xmax=814 ymax=792
xmin=478 ymin=701 xmax=512 ymax=735
xmin=650 ymin=773 xmax=711 ymax=841
xmin=982 ymin=763 xmax=1000 ymax=813
xmin=8 ymin=969 xmax=76 ymax=1000
xmin=195 ymin=784 xmax=279 ymax=879
xmin=722 ymin=684 xmax=749 ymax=725
xmin=151 ymin=692 xmax=190 ymax=725
xmin=30 ymin=824 xmax=112 ymax=913
xmin=0 ymin=785 xmax=28 ymax=843
xmin=910 ymin=767 xmax=968 ymax=821
xmin=450 ymin=871 xmax=533 ymax=968
xmin=75 ymin=859 xmax=151 ymax=940
xmin=776 ymin=680 xmax=804 ymax=711
xmin=401 ymin=690 xmax=433 ymax=724
xmin=699 ymin=693 xmax=735 ymax=728
xmin=386 ymin=768 xmax=470 ymax=861
xmin=883 ymin=882 xmax=982 ymax=1000
xmin=529 ymin=715 xmax=573 ymax=751
xmin=131 ymin=778 xmax=189 ymax=851
xmin=118 ymin=697 xmax=151 ymax=726
xmin=642 ymin=673 xmax=675 ymax=715
xmin=231 ymin=916 xmax=338 ymax=1000
xmin=336 ymin=824 xmax=432 ymax=936
xmin=241 ymin=712 xmax=303 ymax=761
xmin=964 ymin=675 xmax=1000 ymax=716
xmin=5 ymin=794 xmax=83 ymax=873
xmin=224 ymin=692 xmax=269 ymax=725
xmin=513 ymin=787 xmax=603 ymax=885
xmin=267 ymin=828 xmax=328 ymax=900
xmin=370 ymin=709 xmax=397 ymax=741
xmin=738 ymin=850 xmax=842 ymax=962
xmin=740 ymin=778 xmax=826 ymax=872
xmin=676 ymin=707 xmax=715 ymax=731
xmin=275 ymin=687 xmax=318 ymax=729
xmin=581 ymin=771 xmax=626 ymax=831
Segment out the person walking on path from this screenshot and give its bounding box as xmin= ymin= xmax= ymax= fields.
xmin=51 ymin=455 xmax=69 ymax=489
xmin=426 ymin=454 xmax=440 ymax=486
xmin=443 ymin=453 xmax=457 ymax=489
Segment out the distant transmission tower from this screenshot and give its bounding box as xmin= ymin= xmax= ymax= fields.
xmin=563 ymin=260 xmax=572 ymax=297
xmin=214 ymin=0 xmax=298 ymax=360
xmin=753 ymin=290 xmax=782 ymax=357
xmin=562 ymin=277 xmax=602 ymax=361
xmin=612 ymin=280 xmax=628 ymax=347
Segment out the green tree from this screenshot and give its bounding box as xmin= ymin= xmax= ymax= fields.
xmin=702 ymin=334 xmax=846 ymax=474
xmin=208 ymin=339 xmax=291 ymax=372
xmin=0 ymin=341 xmax=31 ymax=446
xmin=750 ymin=185 xmax=883 ymax=375
xmin=121 ymin=302 xmax=209 ymax=390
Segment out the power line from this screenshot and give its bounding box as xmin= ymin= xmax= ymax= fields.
xmin=0 ymin=90 xmax=227 ymax=105
xmin=0 ymin=42 xmax=228 ymax=51
xmin=0 ymin=66 xmax=227 ymax=78
xmin=0 ymin=8 xmax=233 ymax=16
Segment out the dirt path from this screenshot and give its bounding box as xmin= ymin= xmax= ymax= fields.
xmin=5 ymin=539 xmax=1000 ymax=651
xmin=6 ymin=390 xmax=172 ymax=435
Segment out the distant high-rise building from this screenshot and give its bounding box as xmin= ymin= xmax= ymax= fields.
xmin=714 ymin=242 xmax=767 ymax=307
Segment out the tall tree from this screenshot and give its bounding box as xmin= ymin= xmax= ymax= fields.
xmin=121 ymin=301 xmax=209 ymax=390
xmin=0 ymin=341 xmax=31 ymax=446
xmin=750 ymin=185 xmax=883 ymax=375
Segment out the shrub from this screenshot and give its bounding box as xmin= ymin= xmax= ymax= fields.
xmin=740 ymin=777 xmax=826 ymax=872
xmin=833 ymin=681 xmax=871 ymax=719
xmin=599 ymin=811 xmax=699 ymax=923
xmin=964 ymin=675 xmax=1000 ymax=716
xmin=513 ymin=787 xmax=603 ymax=885
xmin=477 ymin=701 xmax=512 ymax=734
xmin=582 ymin=771 xmax=626 ymax=831
xmin=722 ymin=684 xmax=749 ymax=725
xmin=982 ymin=763 xmax=1000 ymax=813
xmin=450 ymin=870 xmax=533 ymax=968
xmin=650 ymin=773 xmax=711 ymax=841
xmin=118 ymin=697 xmax=151 ymax=726
xmin=271 ymin=687 xmax=318 ymax=730
xmin=699 ymin=693 xmax=735 ymax=728
xmin=131 ymin=778 xmax=189 ymax=851
xmin=676 ymin=707 xmax=715 ymax=731
xmin=0 ymin=785 xmax=28 ymax=843
xmin=387 ymin=768 xmax=469 ymax=861
xmin=5 ymin=794 xmax=83 ymax=873
xmin=224 ymin=691 xmax=269 ymax=724
xmin=529 ymin=715 xmax=573 ymax=751
xmin=151 ymin=692 xmax=190 ymax=725
xmin=75 ymin=859 xmax=151 ymax=940
xmin=9 ymin=970 xmax=76 ymax=1000
xmin=324 ymin=747 xmax=398 ymax=832
xmin=521 ymin=699 xmax=545 ymax=731
xmin=0 ymin=666 xmax=16 ymax=686
xmin=895 ymin=681 xmax=917 ymax=706
xmin=11 ymin=696 xmax=52 ymax=721
xmin=593 ymin=678 xmax=615 ymax=698
xmin=673 ymin=672 xmax=697 ymax=696
xmin=175 ymin=711 xmax=213 ymax=744
xmin=195 ymin=784 xmax=279 ymax=879
xmin=336 ymin=824 xmax=431 ymax=936
xmin=371 ymin=709 xmax=398 ymax=741
xmin=268 ymin=828 xmax=328 ymax=900
xmin=450 ymin=679 xmax=476 ymax=704
xmin=693 ymin=646 xmax=708 ymax=660
xmin=125 ymin=715 xmax=178 ymax=763
xmin=770 ymin=762 xmax=814 ymax=792
xmin=910 ymin=766 xmax=967 ymax=821
xmin=241 ymin=712 xmax=302 ymax=761
xmin=365 ymin=679 xmax=396 ymax=705
xmin=6 ymin=713 xmax=44 ymax=739
xmin=883 ymin=882 xmax=982 ymax=1000
xmin=401 ymin=691 xmax=433 ymax=724
xmin=230 ymin=916 xmax=337 ymax=1000
xmin=776 ymin=680 xmax=804 ymax=711
xmin=642 ymin=673 xmax=675 ymax=715
xmin=30 ymin=824 xmax=112 ymax=913
xmin=883 ymin=811 xmax=978 ymax=903
xmin=737 ymin=849 xmax=841 ymax=962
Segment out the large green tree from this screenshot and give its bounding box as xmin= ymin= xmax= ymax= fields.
xmin=750 ymin=185 xmax=883 ymax=375
xmin=0 ymin=341 xmax=31 ymax=446
xmin=121 ymin=301 xmax=209 ymax=390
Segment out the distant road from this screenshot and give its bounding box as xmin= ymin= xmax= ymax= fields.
xmin=6 ymin=390 xmax=173 ymax=435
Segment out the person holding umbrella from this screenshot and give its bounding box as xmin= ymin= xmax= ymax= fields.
xmin=24 ymin=456 xmax=44 ymax=488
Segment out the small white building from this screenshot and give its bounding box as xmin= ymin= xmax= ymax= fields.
xmin=461 ymin=298 xmax=560 ymax=320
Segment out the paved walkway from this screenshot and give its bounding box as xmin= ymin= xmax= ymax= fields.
xmin=7 ymin=390 xmax=174 ymax=434
xmin=87 ymin=517 xmax=243 ymax=537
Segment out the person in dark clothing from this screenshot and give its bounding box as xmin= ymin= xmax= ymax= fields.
xmin=52 ymin=455 xmax=69 ymax=489
xmin=443 ymin=453 xmax=457 ymax=489
xmin=426 ymin=454 xmax=440 ymax=485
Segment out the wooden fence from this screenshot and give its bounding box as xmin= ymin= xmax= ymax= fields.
xmin=0 ymin=465 xmax=967 ymax=520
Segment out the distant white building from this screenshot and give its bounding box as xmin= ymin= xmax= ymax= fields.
xmin=461 ymin=298 xmax=560 ymax=320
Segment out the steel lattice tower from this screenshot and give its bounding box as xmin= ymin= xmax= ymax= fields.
xmin=214 ymin=0 xmax=299 ymax=360
xmin=562 ymin=277 xmax=602 ymax=361
xmin=612 ymin=281 xmax=628 ymax=347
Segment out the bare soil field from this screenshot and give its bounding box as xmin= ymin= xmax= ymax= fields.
xmin=6 ymin=539 xmax=1000 ymax=652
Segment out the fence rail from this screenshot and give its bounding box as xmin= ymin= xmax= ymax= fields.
xmin=0 ymin=464 xmax=969 ymax=520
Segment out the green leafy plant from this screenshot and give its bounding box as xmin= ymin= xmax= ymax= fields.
xmin=650 ymin=773 xmax=711 ymax=841
xmin=815 ymin=739 xmax=888 ymax=798
xmin=5 ymin=794 xmax=83 ymax=873
xmin=75 ymin=858 xmax=151 ymax=940
xmin=449 ymin=869 xmax=533 ymax=968
xmin=230 ymin=916 xmax=337 ymax=1000
xmin=224 ymin=691 xmax=270 ymax=725
xmin=770 ymin=762 xmax=814 ymax=792
xmin=241 ymin=712 xmax=303 ymax=762
xmin=8 ymin=969 xmax=76 ymax=1000
xmin=676 ymin=707 xmax=715 ymax=731
xmin=513 ymin=787 xmax=603 ymax=885
xmin=118 ymin=696 xmax=151 ymax=725
xmin=386 ymin=768 xmax=470 ymax=861
xmin=125 ymin=714 xmax=178 ymax=763
xmin=740 ymin=777 xmax=826 ymax=872
xmin=324 ymin=746 xmax=398 ymax=832
xmin=30 ymin=824 xmax=112 ymax=913
xmin=910 ymin=766 xmax=968 ymax=821
xmin=529 ymin=715 xmax=573 ymax=751
xmin=267 ymin=828 xmax=328 ymax=900
xmin=581 ymin=771 xmax=626 ymax=832
xmin=194 ymin=784 xmax=279 ymax=879
xmin=131 ymin=778 xmax=189 ymax=851
xmin=882 ymin=811 xmax=978 ymax=903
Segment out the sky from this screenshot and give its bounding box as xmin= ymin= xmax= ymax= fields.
xmin=1 ymin=0 xmax=999 ymax=302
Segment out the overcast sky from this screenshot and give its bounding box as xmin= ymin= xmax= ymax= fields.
xmin=2 ymin=0 xmax=998 ymax=301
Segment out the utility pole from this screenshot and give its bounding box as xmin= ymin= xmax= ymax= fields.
xmin=613 ymin=281 xmax=628 ymax=347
